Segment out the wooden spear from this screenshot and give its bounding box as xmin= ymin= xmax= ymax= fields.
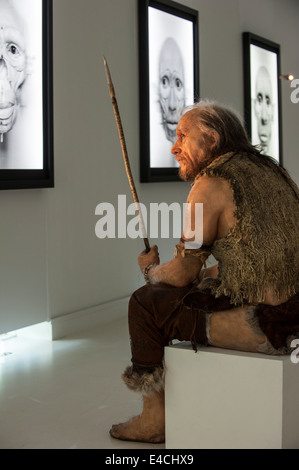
xmin=103 ymin=57 xmax=150 ymax=253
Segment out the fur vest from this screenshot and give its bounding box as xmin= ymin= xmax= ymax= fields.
xmin=197 ymin=152 xmax=299 ymax=306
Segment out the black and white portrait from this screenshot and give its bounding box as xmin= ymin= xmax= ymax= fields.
xmin=158 ymin=37 xmax=185 ymax=147
xmin=148 ymin=6 xmax=194 ymax=168
xmin=0 ymin=0 xmax=43 ymax=170
xmin=250 ymin=44 xmax=279 ymax=162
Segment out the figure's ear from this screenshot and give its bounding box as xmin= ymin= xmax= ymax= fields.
xmin=207 ymin=130 xmax=219 ymax=152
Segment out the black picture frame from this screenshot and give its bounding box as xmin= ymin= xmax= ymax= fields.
xmin=0 ymin=0 xmax=53 ymax=190
xmin=139 ymin=0 xmax=199 ymax=182
xmin=243 ymin=32 xmax=282 ymax=165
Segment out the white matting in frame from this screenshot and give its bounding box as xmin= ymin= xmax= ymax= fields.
xmin=139 ymin=0 xmax=199 ymax=183
xmin=0 ymin=0 xmax=43 ymax=170
xmin=250 ymin=44 xmax=279 ymax=162
xmin=148 ymin=6 xmax=194 ymax=169
xmin=243 ymin=32 xmax=282 ymax=165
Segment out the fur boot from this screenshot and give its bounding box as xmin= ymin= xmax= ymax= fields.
xmin=121 ymin=365 xmax=165 ymax=396
xmin=109 ymin=365 xmax=165 ymax=443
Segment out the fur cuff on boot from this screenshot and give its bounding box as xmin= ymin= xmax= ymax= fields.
xmin=122 ymin=366 xmax=165 ymax=396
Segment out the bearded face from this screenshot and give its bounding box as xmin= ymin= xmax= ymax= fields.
xmin=171 ymin=112 xmax=217 ymax=182
xmin=158 ymin=38 xmax=185 ymax=144
xmin=0 ymin=0 xmax=27 ymax=141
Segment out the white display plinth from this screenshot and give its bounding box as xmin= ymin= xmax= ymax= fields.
xmin=165 ymin=342 xmax=299 ymax=449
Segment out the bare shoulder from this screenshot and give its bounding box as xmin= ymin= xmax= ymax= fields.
xmin=187 ymin=175 xmax=234 ymax=206
xmin=186 ymin=175 xmax=237 ymax=242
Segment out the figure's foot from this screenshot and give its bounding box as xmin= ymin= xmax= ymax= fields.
xmin=109 ymin=414 xmax=165 ymax=443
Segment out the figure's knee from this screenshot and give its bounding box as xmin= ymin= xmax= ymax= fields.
xmin=129 ymin=285 xmax=148 ymax=311
xmin=130 ymin=284 xmax=150 ymax=304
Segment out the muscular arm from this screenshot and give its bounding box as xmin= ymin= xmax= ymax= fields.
xmin=138 ymin=176 xmax=234 ymax=287
xmin=138 ymin=244 xmax=204 ymax=287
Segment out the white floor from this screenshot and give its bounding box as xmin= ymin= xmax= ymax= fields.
xmin=0 ymin=315 xmax=165 ymax=450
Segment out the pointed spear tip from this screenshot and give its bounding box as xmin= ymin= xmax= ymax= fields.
xmin=103 ymin=55 xmax=108 ymax=75
xmin=103 ymin=55 xmax=112 ymax=84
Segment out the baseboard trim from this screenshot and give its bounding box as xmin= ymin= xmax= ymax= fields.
xmin=51 ymin=296 xmax=129 ymax=340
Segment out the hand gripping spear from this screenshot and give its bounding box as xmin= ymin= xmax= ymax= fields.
xmin=103 ymin=57 xmax=150 ymax=253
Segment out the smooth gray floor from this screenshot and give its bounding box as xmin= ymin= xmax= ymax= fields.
xmin=0 ymin=315 xmax=165 ymax=450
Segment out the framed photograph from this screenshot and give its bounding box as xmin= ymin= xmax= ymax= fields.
xmin=139 ymin=0 xmax=199 ymax=182
xmin=243 ymin=32 xmax=282 ymax=164
xmin=0 ymin=0 xmax=53 ymax=190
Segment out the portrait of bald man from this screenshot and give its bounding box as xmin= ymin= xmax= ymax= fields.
xmin=254 ymin=65 xmax=274 ymax=155
xmin=0 ymin=0 xmax=27 ymax=145
xmin=158 ymin=37 xmax=186 ymax=145
xmin=0 ymin=0 xmax=45 ymax=171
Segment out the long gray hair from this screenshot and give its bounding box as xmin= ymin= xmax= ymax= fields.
xmin=185 ymin=100 xmax=260 ymax=158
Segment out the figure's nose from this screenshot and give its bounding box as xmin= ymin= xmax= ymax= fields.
xmin=169 ymin=86 xmax=177 ymax=112
xmin=171 ymin=139 xmax=179 ymax=155
xmin=261 ymin=103 xmax=268 ymax=123
xmin=0 ymin=56 xmax=7 ymax=75
xmin=0 ymin=58 xmax=9 ymax=89
xmin=261 ymin=112 xmax=268 ymax=124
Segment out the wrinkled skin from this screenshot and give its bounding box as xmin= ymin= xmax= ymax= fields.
xmin=0 ymin=0 xmax=27 ymax=140
xmin=158 ymin=37 xmax=185 ymax=144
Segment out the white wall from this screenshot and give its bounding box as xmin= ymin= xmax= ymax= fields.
xmin=0 ymin=0 xmax=298 ymax=333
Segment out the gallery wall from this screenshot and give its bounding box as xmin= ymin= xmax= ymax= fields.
xmin=0 ymin=0 xmax=298 ymax=334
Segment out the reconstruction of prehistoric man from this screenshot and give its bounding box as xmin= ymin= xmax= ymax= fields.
xmin=254 ymin=66 xmax=274 ymax=155
xmin=110 ymin=101 xmax=299 ymax=444
xmin=0 ymin=0 xmax=27 ymax=143
xmin=158 ymin=37 xmax=185 ymax=145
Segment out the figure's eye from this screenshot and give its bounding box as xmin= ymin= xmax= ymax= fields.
xmin=161 ymin=76 xmax=170 ymax=88
xmin=266 ymin=95 xmax=271 ymax=105
xmin=257 ymin=93 xmax=263 ymax=104
xmin=8 ymin=43 xmax=20 ymax=56
xmin=175 ymin=78 xmax=183 ymax=90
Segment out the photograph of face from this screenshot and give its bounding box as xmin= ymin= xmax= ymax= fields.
xmin=0 ymin=0 xmax=27 ymax=141
xmin=148 ymin=6 xmax=194 ymax=168
xmin=158 ymin=37 xmax=185 ymax=145
xmin=250 ymin=44 xmax=279 ymax=162
xmin=0 ymin=0 xmax=43 ymax=170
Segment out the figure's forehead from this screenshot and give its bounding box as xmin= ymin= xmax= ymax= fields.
xmin=177 ymin=113 xmax=194 ymax=131
xmin=0 ymin=10 xmax=25 ymax=48
xmin=257 ymin=78 xmax=271 ymax=92
xmin=159 ymin=56 xmax=183 ymax=75
xmin=159 ymin=40 xmax=183 ymax=72
xmin=0 ymin=1 xmax=23 ymax=30
xmin=256 ymin=69 xmax=272 ymax=94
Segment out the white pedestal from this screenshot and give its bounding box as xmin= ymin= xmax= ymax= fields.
xmin=165 ymin=342 xmax=299 ymax=449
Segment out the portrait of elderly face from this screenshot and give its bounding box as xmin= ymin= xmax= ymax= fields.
xmin=254 ymin=65 xmax=274 ymax=154
xmin=0 ymin=0 xmax=27 ymax=143
xmin=158 ymin=37 xmax=185 ymax=144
